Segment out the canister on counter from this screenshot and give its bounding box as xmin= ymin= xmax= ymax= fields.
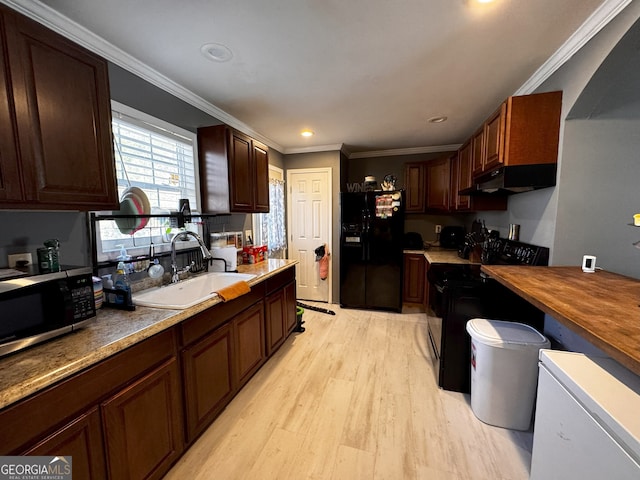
xmin=37 ymin=246 xmax=59 ymax=273
xmin=508 ymin=224 xmax=520 ymax=241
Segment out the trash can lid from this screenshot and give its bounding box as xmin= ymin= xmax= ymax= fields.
xmin=466 ymin=318 xmax=549 ymax=348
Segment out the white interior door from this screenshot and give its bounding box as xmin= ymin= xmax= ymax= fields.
xmin=287 ymin=168 xmax=332 ymax=302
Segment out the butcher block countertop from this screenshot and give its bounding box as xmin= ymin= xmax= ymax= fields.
xmin=482 ymin=265 xmax=640 ymax=376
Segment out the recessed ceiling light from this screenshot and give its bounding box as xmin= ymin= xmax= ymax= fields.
xmin=200 ymin=43 xmax=233 ymax=62
xmin=300 ymin=129 xmax=315 ymax=137
xmin=428 ymin=116 xmax=448 ymax=124
xmin=476 ymin=0 xmax=495 ymax=3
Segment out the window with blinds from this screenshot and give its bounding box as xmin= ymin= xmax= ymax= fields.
xmin=111 ymin=102 xmax=198 ymax=212
xmin=95 ymin=102 xmax=200 ymax=261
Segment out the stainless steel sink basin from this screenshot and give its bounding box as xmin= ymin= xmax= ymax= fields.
xmin=132 ymin=272 xmax=256 ymax=309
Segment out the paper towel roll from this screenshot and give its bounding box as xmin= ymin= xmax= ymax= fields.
xmin=210 ymin=246 xmax=237 ymax=272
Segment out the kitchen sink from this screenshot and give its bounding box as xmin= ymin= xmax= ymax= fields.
xmin=132 ymin=272 xmax=256 ymax=309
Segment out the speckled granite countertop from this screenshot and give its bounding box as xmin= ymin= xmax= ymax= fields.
xmin=404 ymin=248 xmax=478 ymax=265
xmin=0 ymin=259 xmax=297 ymax=410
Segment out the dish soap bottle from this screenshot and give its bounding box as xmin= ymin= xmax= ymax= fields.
xmin=114 ymin=261 xmax=132 ymax=305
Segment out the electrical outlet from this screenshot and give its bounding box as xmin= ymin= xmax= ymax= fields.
xmin=8 ymin=253 xmax=33 ymax=268
xmin=435 ymin=225 xmax=442 ymax=234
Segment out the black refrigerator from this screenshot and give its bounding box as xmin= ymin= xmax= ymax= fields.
xmin=340 ymin=190 xmax=405 ymax=312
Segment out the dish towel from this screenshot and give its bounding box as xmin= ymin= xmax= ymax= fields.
xmin=216 ymin=281 xmax=251 ymax=302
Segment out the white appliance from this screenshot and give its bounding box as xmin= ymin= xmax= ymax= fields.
xmin=530 ymin=350 xmax=640 ymax=480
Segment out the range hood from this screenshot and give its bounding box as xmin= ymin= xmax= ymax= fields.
xmin=459 ymin=164 xmax=557 ymax=195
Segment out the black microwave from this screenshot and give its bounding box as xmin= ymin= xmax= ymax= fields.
xmin=0 ymin=266 xmax=96 ymax=357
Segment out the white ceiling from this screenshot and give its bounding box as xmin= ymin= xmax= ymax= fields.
xmin=6 ymin=0 xmax=630 ymax=154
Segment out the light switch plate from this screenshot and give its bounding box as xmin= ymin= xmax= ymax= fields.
xmin=8 ymin=253 xmax=33 ymax=268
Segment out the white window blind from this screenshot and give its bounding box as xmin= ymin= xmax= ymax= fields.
xmin=95 ymin=102 xmax=200 ymax=260
xmin=111 ymin=103 xmax=198 ymax=212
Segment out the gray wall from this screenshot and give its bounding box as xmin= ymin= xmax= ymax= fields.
xmin=0 ymin=212 xmax=90 ymax=268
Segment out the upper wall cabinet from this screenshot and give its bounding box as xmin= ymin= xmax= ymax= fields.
xmin=404 ymin=162 xmax=426 ymax=213
xmin=198 ymin=125 xmax=269 ymax=214
xmin=471 ymin=91 xmax=562 ymax=178
xmin=426 ymin=156 xmax=450 ymax=211
xmin=0 ymin=4 xmax=117 ymax=210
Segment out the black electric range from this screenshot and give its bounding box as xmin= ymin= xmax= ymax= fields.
xmin=427 ymin=238 xmax=549 ymax=393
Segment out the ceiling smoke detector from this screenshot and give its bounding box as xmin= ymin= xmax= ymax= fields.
xmin=200 ymin=43 xmax=233 ymax=62
xmin=428 ymin=116 xmax=448 ymax=124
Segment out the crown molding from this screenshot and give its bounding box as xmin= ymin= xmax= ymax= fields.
xmin=348 ymin=145 xmax=461 ymax=159
xmin=283 ymin=144 xmax=345 ymax=155
xmin=0 ymin=0 xmax=284 ymax=152
xmin=515 ymin=0 xmax=633 ymax=95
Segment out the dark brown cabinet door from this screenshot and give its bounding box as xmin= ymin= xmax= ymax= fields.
xmin=102 ymin=358 xmax=184 ymax=480
xmin=253 ymin=140 xmax=270 ymax=213
xmin=403 ymin=254 xmax=425 ymax=304
xmin=4 ymin=8 xmax=117 ymax=209
xmin=265 ymin=289 xmax=286 ymax=356
xmin=471 ymin=127 xmax=484 ymax=177
xmin=483 ymin=103 xmax=506 ymax=172
xmin=284 ymin=281 xmax=297 ymax=333
xmin=229 ymin=130 xmax=254 ymax=211
xmin=24 ymin=407 xmax=106 ymax=480
xmin=199 ymin=125 xmax=269 ymax=213
xmin=0 ymin=12 xmax=22 ymax=202
xmin=234 ymin=301 xmax=266 ymax=388
xmin=426 ymin=156 xmax=450 ymax=211
xmin=181 ymin=323 xmax=234 ymax=442
xmin=404 ymin=162 xmax=426 ymax=213
xmin=455 ymin=143 xmax=472 ymax=211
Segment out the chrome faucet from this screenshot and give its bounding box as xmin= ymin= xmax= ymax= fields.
xmin=170 ymin=231 xmax=213 ymax=283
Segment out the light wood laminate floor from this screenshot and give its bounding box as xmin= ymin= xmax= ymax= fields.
xmin=164 ymin=304 xmax=533 ymax=480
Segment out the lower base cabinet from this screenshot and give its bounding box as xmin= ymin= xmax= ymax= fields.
xmin=102 ymin=358 xmax=184 ymax=480
xmin=403 ymin=253 xmax=426 ymax=304
xmin=24 ymin=407 xmax=106 ymax=480
xmin=235 ymin=301 xmax=266 ymax=388
xmin=182 ymin=323 xmax=234 ymax=441
xmin=0 ymin=266 xmax=297 ymax=479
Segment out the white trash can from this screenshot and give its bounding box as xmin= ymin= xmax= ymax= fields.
xmin=466 ymin=318 xmax=550 ymax=430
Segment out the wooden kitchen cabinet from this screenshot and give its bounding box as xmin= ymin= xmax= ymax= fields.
xmin=451 ymin=146 xmax=471 ymax=211
xmin=0 ymin=4 xmax=117 ymax=210
xmin=0 ymin=11 xmax=22 ymax=202
xmin=234 ymin=301 xmax=266 ymax=389
xmin=182 ymin=322 xmax=234 ymax=442
xmin=426 ymin=156 xmax=450 ymax=211
xmin=102 ymin=358 xmax=184 ymax=480
xmin=471 ymin=127 xmax=485 ymax=177
xmin=403 ymin=253 xmax=425 ymax=304
xmin=264 ymin=267 xmax=296 ymax=356
xmin=284 ymin=281 xmax=297 ymax=333
xmin=483 ymin=102 xmax=507 ymax=172
xmin=24 ymin=408 xmax=106 ymax=480
xmin=404 ymin=162 xmax=426 ymax=213
xmin=0 ymin=265 xmax=298 ymax=479
xmin=471 ymin=91 xmax=562 ymax=177
xmin=198 ymin=124 xmax=269 ymax=213
xmin=0 ymin=329 xmax=181 ymax=479
xmin=452 ymin=143 xmax=507 ymax=212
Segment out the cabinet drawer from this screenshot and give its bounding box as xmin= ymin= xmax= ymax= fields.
xmin=264 ymin=268 xmax=295 ymax=295
xmin=180 ymin=285 xmax=264 ymax=346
